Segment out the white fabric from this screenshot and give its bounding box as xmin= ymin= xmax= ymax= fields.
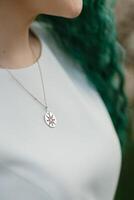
xmin=0 ymin=21 xmax=122 ymax=200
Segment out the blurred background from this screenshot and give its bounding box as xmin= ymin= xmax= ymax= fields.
xmin=115 ymin=0 xmax=134 ymax=199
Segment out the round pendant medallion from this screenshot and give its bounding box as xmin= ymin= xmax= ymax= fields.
xmin=44 ymin=111 xmax=57 ymax=128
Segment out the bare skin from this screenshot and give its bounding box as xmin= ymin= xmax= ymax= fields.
xmin=0 ymin=0 xmax=83 ymax=69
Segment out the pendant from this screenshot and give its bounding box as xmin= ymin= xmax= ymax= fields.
xmin=44 ymin=110 xmax=57 ymax=128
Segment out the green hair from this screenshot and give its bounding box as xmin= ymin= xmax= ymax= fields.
xmin=36 ymin=0 xmax=128 ymax=155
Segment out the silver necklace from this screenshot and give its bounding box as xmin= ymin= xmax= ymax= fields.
xmin=6 ymin=38 xmax=57 ymax=128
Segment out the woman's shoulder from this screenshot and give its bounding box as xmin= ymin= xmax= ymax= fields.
xmin=30 ymin=20 xmax=120 ymax=138
xmin=30 ymin=20 xmax=117 ymax=128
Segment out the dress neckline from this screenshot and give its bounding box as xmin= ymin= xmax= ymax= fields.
xmin=0 ymin=21 xmax=45 ymax=71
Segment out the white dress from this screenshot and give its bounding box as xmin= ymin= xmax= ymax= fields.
xmin=0 ymin=21 xmax=122 ymax=200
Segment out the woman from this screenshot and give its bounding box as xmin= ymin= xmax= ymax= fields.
xmin=0 ymin=0 xmax=128 ymax=199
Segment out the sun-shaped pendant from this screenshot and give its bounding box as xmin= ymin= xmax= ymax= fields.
xmin=44 ymin=111 xmax=57 ymax=128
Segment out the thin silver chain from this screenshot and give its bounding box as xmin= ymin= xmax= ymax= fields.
xmin=6 ymin=37 xmax=48 ymax=112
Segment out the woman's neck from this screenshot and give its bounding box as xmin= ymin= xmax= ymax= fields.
xmin=0 ymin=1 xmax=40 ymax=69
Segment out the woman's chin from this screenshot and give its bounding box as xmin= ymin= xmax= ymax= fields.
xmin=39 ymin=0 xmax=83 ymax=19
xmin=66 ymin=0 xmax=83 ymax=18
